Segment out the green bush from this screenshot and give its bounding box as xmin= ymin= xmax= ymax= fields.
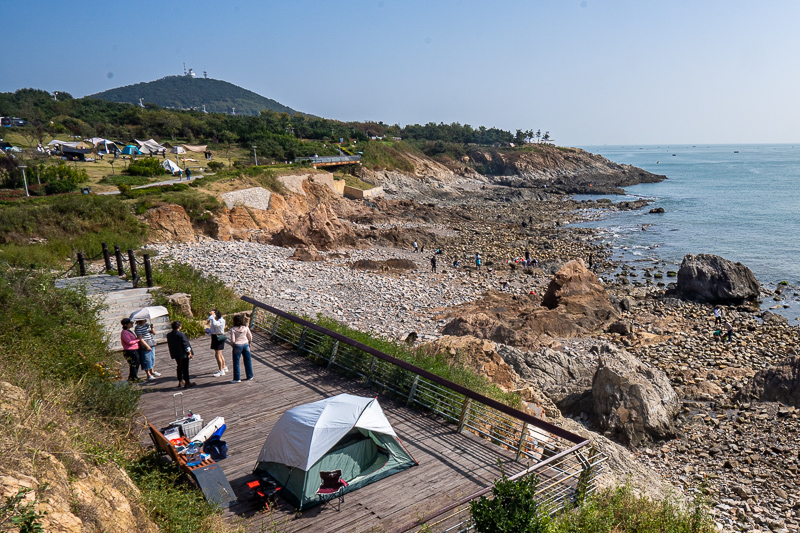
xmin=44 ymin=180 xmax=78 ymax=195
xmin=549 ymin=484 xmax=716 ymax=533
xmin=126 ymin=157 xmax=167 ymax=177
xmin=471 ymin=469 xmax=548 ymax=533
xmin=40 ymin=162 xmax=88 ymax=186
xmin=206 ymin=161 xmax=224 ymax=172
xmin=99 ymin=174 xmax=153 ymax=187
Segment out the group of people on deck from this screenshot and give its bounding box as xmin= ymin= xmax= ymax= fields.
xmin=120 ymin=308 xmax=254 ymax=389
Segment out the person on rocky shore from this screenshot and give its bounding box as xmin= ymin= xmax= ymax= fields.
xmin=430 ymin=255 xmax=437 ymax=273
xmin=714 ymin=305 xmax=724 ymax=326
xmin=413 ymin=241 xmax=418 ymax=253
xmin=475 ymin=253 xmax=482 ymax=270
xmin=725 ymin=321 xmax=734 ymax=343
xmin=207 ymin=309 xmax=228 ymax=378
xmin=166 ymin=320 xmax=195 ymax=389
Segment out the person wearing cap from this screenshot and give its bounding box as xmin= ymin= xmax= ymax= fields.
xmin=166 ymin=320 xmax=196 ymax=388
xmin=120 ymin=318 xmax=141 ymax=383
xmin=135 ymin=318 xmax=161 ymax=381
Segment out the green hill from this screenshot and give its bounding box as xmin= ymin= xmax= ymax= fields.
xmin=90 ymin=76 xmax=297 ymax=116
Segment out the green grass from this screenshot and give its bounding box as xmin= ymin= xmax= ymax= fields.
xmin=0 ymin=194 xmax=147 ymax=268
xmin=359 ymin=141 xmax=416 ymax=172
xmin=126 ymin=452 xmax=224 ymax=533
xmin=314 ymin=315 xmax=521 ymax=408
xmin=150 ymin=261 xmax=251 ymax=337
xmin=548 ymin=485 xmax=715 ymax=533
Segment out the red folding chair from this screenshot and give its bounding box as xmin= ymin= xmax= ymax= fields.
xmin=316 ymin=470 xmax=348 ymax=511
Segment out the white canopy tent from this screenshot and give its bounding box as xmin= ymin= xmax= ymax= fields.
xmin=162 ymin=159 xmax=182 ymax=175
xmin=135 ymin=138 xmax=166 ymax=155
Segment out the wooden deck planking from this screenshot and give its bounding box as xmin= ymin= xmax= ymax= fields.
xmin=139 ymin=332 xmax=528 ymax=533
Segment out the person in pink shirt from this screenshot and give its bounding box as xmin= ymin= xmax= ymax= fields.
xmin=120 ymin=318 xmax=141 ymax=383
xmin=229 ymin=314 xmax=254 ymax=383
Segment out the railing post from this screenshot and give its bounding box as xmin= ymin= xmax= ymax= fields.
xmin=515 ymin=422 xmax=529 ymax=462
xmin=297 ymin=327 xmax=308 ymax=353
xmin=77 ymin=252 xmax=86 ymax=276
xmin=127 ymin=249 xmax=139 ymax=288
xmin=366 ymin=356 xmax=376 ymax=386
xmin=406 ymin=375 xmax=420 ymax=406
xmin=328 ymin=340 xmax=339 ymax=368
xmin=101 ymin=242 xmax=112 ymax=271
xmin=114 ymin=245 xmax=124 ymax=276
xmin=143 ymin=254 xmax=153 ymax=287
xmin=457 ymin=398 xmax=472 ymax=433
xmin=270 ymin=314 xmax=280 ymax=341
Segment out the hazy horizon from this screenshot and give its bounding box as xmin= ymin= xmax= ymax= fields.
xmin=4 ymin=1 xmax=800 ymax=146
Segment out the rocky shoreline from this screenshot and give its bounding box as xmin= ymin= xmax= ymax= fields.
xmin=150 ymin=176 xmax=798 ymax=532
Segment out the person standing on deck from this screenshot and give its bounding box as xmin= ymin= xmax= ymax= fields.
xmin=207 ymin=309 xmax=228 ymax=377
xmin=120 ymin=318 xmax=141 ymax=383
xmin=229 ymin=314 xmax=254 ymax=383
xmin=166 ymin=321 xmax=195 ymax=388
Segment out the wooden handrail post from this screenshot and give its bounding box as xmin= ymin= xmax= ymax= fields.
xmin=328 ymin=340 xmax=339 ymax=368
xmin=515 ymin=422 xmax=529 ymax=462
xmin=114 ymin=245 xmax=124 ymax=276
xmin=143 ymin=254 xmax=153 ymax=287
xmin=101 ymin=242 xmax=112 ymax=271
xmin=127 ymin=249 xmax=138 ymax=287
xmin=457 ymin=398 xmax=472 ymax=433
xmin=77 ymin=252 xmax=86 ymax=276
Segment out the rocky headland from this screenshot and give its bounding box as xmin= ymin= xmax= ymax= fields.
xmin=141 ymin=148 xmax=799 ymax=532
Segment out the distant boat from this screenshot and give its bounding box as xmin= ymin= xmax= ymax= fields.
xmin=734 ymin=150 xmax=739 ymax=153
xmin=672 ymin=154 xmax=676 ymax=156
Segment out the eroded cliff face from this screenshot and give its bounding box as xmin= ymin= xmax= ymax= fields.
xmin=467 ymin=145 xmax=665 ymax=194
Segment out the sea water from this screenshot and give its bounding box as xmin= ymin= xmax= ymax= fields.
xmin=574 ymin=144 xmax=800 ymax=321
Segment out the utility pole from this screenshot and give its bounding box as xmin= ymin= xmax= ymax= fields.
xmin=252 ymin=145 xmax=258 ymax=166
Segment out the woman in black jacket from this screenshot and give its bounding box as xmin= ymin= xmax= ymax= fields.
xmin=166 ymin=321 xmax=196 ymax=388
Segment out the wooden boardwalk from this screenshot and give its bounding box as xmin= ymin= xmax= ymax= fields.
xmin=139 ymin=332 xmax=527 ymax=533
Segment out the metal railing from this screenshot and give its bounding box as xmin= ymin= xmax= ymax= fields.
xmin=293 ymin=155 xmax=361 ymax=164
xmin=245 ymin=297 xmax=605 ymax=532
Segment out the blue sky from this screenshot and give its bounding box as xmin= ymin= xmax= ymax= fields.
xmin=3 ymin=1 xmax=799 ymax=145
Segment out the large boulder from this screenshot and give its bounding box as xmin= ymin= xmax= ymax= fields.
xmin=440 ymin=313 xmax=519 ymax=346
xmin=144 ymin=205 xmax=195 ymax=243
xmin=737 ymin=354 xmax=800 ymax=407
xmin=496 ymin=345 xmax=595 ymax=414
xmin=541 ymin=259 xmax=618 ymax=325
xmin=592 ymin=345 xmax=680 ymax=445
xmin=676 ymin=253 xmax=759 ymax=303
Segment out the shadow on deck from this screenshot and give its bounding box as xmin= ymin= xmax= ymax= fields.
xmin=139 ymin=332 xmax=528 ymax=532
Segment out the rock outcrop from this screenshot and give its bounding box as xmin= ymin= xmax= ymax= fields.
xmin=592 ymin=346 xmax=680 ymax=446
xmin=676 ymin=253 xmax=760 ymax=304
xmin=737 ymin=354 xmax=800 ymax=407
xmin=467 ymin=144 xmax=666 ymax=194
xmin=144 ymin=204 xmax=195 ymax=242
xmin=441 ymin=261 xmax=617 ymax=349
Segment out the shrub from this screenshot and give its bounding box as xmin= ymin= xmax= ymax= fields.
xmin=99 ymin=174 xmax=153 ymax=187
xmin=44 ymin=180 xmax=78 ymax=195
xmin=150 ymin=261 xmax=250 ymax=337
xmin=470 ymin=468 xmax=548 ymax=533
xmin=206 ymin=161 xmax=224 ymax=172
xmin=40 ymin=162 xmax=88 ymax=185
xmin=126 ymin=157 xmax=167 ymax=177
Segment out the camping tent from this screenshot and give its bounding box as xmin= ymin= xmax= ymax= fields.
xmin=135 ymin=139 xmax=166 ymax=155
xmin=162 ymin=159 xmax=182 ymax=175
xmin=254 ymin=394 xmax=417 ymax=510
xmin=121 ymin=145 xmax=141 ymax=155
xmin=86 ymin=137 xmax=120 ymax=154
xmin=171 ymin=145 xmax=186 ymax=154
xmin=183 ymin=144 xmax=207 ymax=153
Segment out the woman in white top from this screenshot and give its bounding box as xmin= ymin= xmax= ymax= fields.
xmin=229 ymin=314 xmax=253 ymax=383
xmin=207 ymin=309 xmax=228 ymax=377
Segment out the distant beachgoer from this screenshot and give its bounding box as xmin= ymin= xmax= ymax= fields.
xmin=528 ymin=216 xmax=533 ymax=224
xmin=186 ymin=168 xmax=191 ymax=180
xmin=413 ymin=241 xmax=418 ymax=253
xmin=725 ymin=322 xmax=733 ymax=343
xmin=452 ymin=258 xmax=460 ymax=268
xmin=167 ymin=320 xmax=195 ymax=388
xmin=207 ymin=309 xmax=228 ymax=377
xmin=522 ymin=221 xmax=527 ymax=228
xmin=120 ymin=318 xmax=141 ymax=383
xmin=476 ymin=254 xmax=482 ymax=270
xmin=431 ymin=255 xmax=437 ymax=273
xmin=714 ymin=306 xmax=723 ymax=327
xmin=525 ymin=249 xmax=531 ymax=264
xmin=229 ymin=314 xmax=254 ymax=383
xmin=502 ymin=280 xmax=509 ymax=291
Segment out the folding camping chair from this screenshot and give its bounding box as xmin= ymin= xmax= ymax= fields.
xmin=316 ymin=470 xmax=348 ymax=511
xmin=247 ymin=474 xmax=281 ymax=512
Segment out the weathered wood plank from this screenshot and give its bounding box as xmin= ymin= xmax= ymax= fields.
xmin=138 ymin=332 xmax=528 ymax=533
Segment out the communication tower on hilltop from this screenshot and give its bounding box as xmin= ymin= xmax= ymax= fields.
xmin=203 ymin=70 xmax=208 ymax=79
xmin=187 ymin=68 xmax=196 ymax=78
xmin=231 ymin=107 xmax=236 ymax=116
xmin=183 ymin=62 xmax=186 ymax=76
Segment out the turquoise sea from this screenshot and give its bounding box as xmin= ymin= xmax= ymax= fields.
xmin=574 ymin=144 xmax=800 ymax=321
